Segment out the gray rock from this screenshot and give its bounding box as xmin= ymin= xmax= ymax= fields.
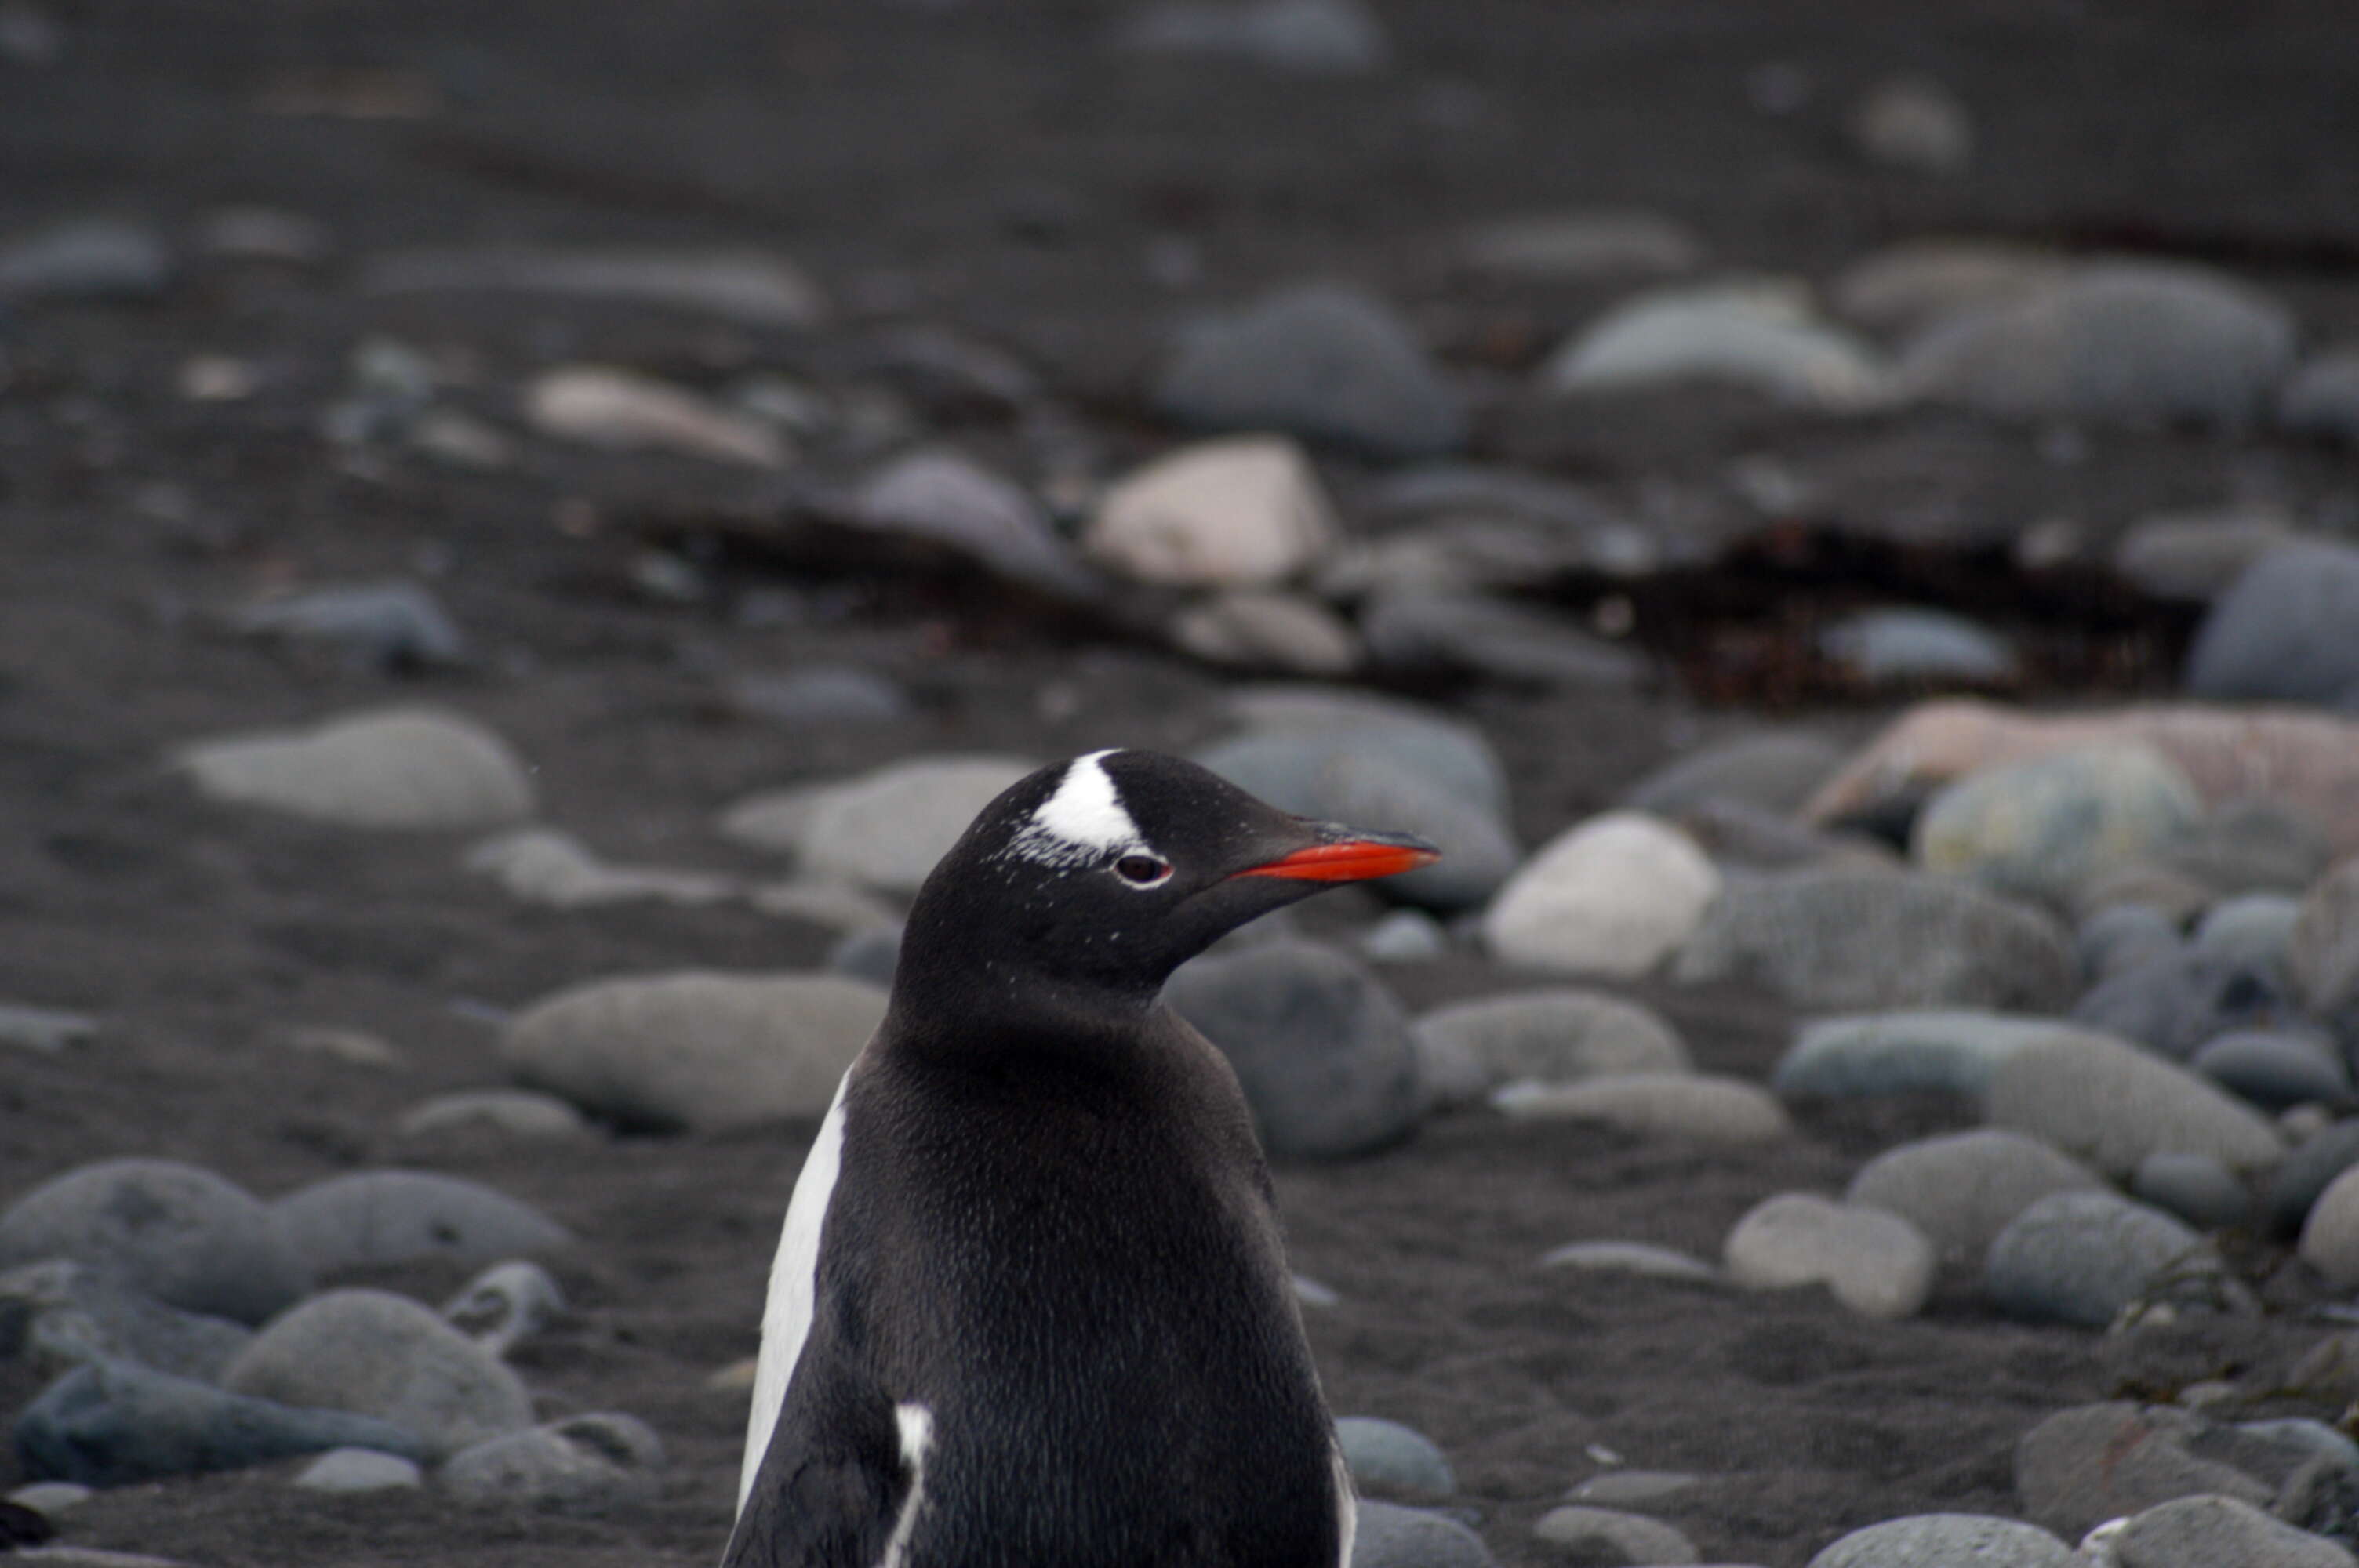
xmin=2186 ymin=540 xmax=2359 ymax=707
xmin=2079 ymin=905 xmax=2186 ymax=982
xmin=525 ymin=366 xmax=786 ymax=468
xmin=1531 ymin=1504 xmax=1701 ymax=1563
xmin=463 ymin=828 xmax=740 ymax=911
xmin=1165 ymin=940 xmax=1423 ymax=1160
xmin=1361 ymin=909 xmax=1448 ymax=964
xmin=851 ymin=448 xmax=1100 ymax=601
xmin=828 ymin=925 xmax=903 ymax=989
xmin=230 ymin=581 xmax=467 ymax=671
xmin=1114 ymin=0 xmax=1390 ymax=76
xmin=2281 ymin=350 xmax=2359 ymax=445
xmin=396 ymin=1089 xmax=594 ymax=1143
xmin=1849 ymin=74 xmax=1975 ymax=176
xmin=1494 ymin=1073 xmax=1790 ymax=1142
xmin=1673 ymin=867 xmax=2077 ymax=1012
xmin=2193 ymin=894 xmax=2306 ymax=978
xmin=1537 ymin=1241 xmax=1721 ymax=1283
xmin=1898 ymin=262 xmax=2298 ymax=428
xmin=1805 ymin=1513 xmax=2072 ymax=1568
xmin=171 ymin=706 xmax=536 ymax=831
xmin=2292 ymin=856 xmax=2359 ymax=1045
xmin=220 ymin=1288 xmax=533 ymax=1461
xmin=361 ymin=246 xmax=824 ymax=328
xmin=1620 ymin=732 xmax=1845 ymax=818
xmin=723 ymin=666 xmax=913 ymax=728
xmin=2070 ymin=946 xmax=2290 ymax=1062
xmin=2112 ymin=1493 xmax=2356 ymax=1568
xmin=6 ymin=1480 xmax=93 ymax=1519
xmin=2130 ymin=1151 xmax=2253 ymax=1231
xmin=1171 ymin=590 xmax=1361 ymax=677
xmin=1200 ymin=701 xmax=1509 ymax=816
xmin=439 ymin=1412 xmax=664 ymax=1512
xmin=0 ymin=219 xmax=173 ymax=303
xmin=1985 ymin=1191 xmax=2220 ymax=1327
xmin=272 ymin=1171 xmax=570 ymax=1277
xmin=1987 ymin=1029 xmax=2285 ymax=1179
xmin=1565 ymin=1471 xmax=1701 ymax=1506
xmin=441 ymin=1261 xmax=565 ymax=1358
xmin=1914 ymin=746 xmax=2204 ymax=909
xmin=0 ymin=1004 xmax=97 ymax=1054
xmin=2112 ymin=507 xmax=2298 ymax=603
xmin=1845 ymin=1128 xmax=2103 ymax=1264
xmin=1359 ymin=590 xmax=1653 ymax=690
xmin=1350 ymin=1499 xmax=1497 ymax=1568
xmin=14 ymin=1358 xmax=424 ymax=1486
xmin=1539 ymin=280 xmax=1888 ymax=410
xmin=1155 ymin=282 xmax=1467 ymax=459
xmin=2190 ymin=1030 xmax=2349 ymax=1112
xmin=1458 ymin=210 xmax=1703 ymax=284
xmin=1820 ymin=608 xmax=2017 ymax=686
xmin=0 ymin=1159 xmax=309 ymax=1325
xmin=1416 ymin=989 xmax=1688 ymax=1091
xmin=1830 ymin=239 xmax=2071 ymax=337
xmin=2016 ymin=1403 xmax=2275 ymax=1541
xmin=293 ymin=1446 xmax=423 ymax=1494
xmin=1333 ymin=1416 xmax=1454 ymax=1500
xmin=2297 ymin=1165 xmax=2359 ymax=1287
xmin=2267 ymin=1120 xmax=2359 ymax=1234
xmin=1774 ymin=1011 xmax=2099 ymax=1100
xmin=500 ymin=971 xmax=886 ymax=1134
xmin=721 ymin=754 xmax=1036 ymax=895
xmin=1723 ymin=1192 xmax=1936 ymax=1319
xmin=0 ymin=1259 xmax=252 ymax=1381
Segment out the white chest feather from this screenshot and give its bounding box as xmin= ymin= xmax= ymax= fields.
xmin=736 ymin=1071 xmax=850 ymax=1516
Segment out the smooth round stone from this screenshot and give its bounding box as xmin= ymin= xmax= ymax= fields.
xmin=1673 ymin=868 xmax=2077 ymax=1012
xmin=230 ymin=580 xmax=467 ymax=671
xmin=0 ymin=1159 xmax=309 ymax=1326
xmin=1361 ymin=909 xmax=1448 ymax=964
xmin=2281 ymin=351 xmax=2359 ymax=445
xmin=1088 ymin=437 xmax=1338 ymax=589
xmin=2266 ymin=1120 xmax=2359 ymax=1234
xmin=1483 ymin=812 xmax=1719 ymax=978
xmin=1416 ymin=989 xmax=1688 ymax=1091
xmin=500 ymin=971 xmax=886 ymax=1134
xmin=222 ymin=1289 xmax=533 ymax=1461
xmin=171 ymin=706 xmax=536 ymax=830
xmin=2158 ymin=798 xmax=2332 ymax=897
xmin=6 ymin=1480 xmax=93 ymax=1518
xmin=2070 ymin=946 xmax=2288 ymax=1061
xmin=1459 ymin=209 xmax=1703 ymax=282
xmin=1985 ymin=1191 xmax=2219 ymax=1327
xmin=2014 ymin=1403 xmax=2273 ymax=1542
xmin=1170 ymin=590 xmax=1361 ymax=676
xmin=2296 ymin=1165 xmax=2359 ymax=1287
xmin=525 ymin=365 xmax=784 ymax=467
xmin=851 ymin=448 xmax=1096 ymax=599
xmin=1412 ymin=1022 xmax=1489 ymax=1113
xmin=2078 ymin=905 xmax=2185 ymax=982
xmin=1538 ymin=1241 xmax=1721 ymax=1284
xmin=1532 ymin=1504 xmax=1702 ymax=1564
xmin=1209 ymin=693 xmax=1510 ymax=815
xmin=2111 ymin=507 xmax=2295 ymax=603
xmin=827 ymin=925 xmax=903 ymax=988
xmin=1537 ymin=280 xmax=1888 ymax=410
xmin=1154 ymin=282 xmax=1467 ymax=461
xmin=1774 ymin=1011 xmax=2103 ymax=1100
xmin=1566 ymin=1471 xmax=1701 ymax=1506
xmin=1165 ymin=940 xmax=1423 ymax=1160
xmin=1896 ymin=261 xmax=2298 ymax=428
xmin=1805 ymin=1512 xmax=2073 ymax=1568
xmin=442 ymin=1261 xmax=565 ymax=1358
xmin=1914 ymin=745 xmax=2203 ymax=909
xmin=2193 ymin=893 xmax=2303 ymax=973
xmin=1350 ymin=1499 xmax=1498 ymax=1568
xmin=1985 ymin=1029 xmax=2285 ymax=1179
xmin=439 ymin=1412 xmax=664 ymax=1511
xmin=1830 ymin=238 xmax=2070 ymax=336
xmin=16 ymin=1359 xmax=425 ymax=1486
xmin=1723 ymin=1192 xmax=1936 ymax=1320
xmin=2291 ymin=855 xmax=2359 ymax=1037
xmin=1495 ymin=1073 xmax=1791 ymax=1144
xmin=293 ymin=1446 xmax=423 ymax=1494
xmin=272 ymin=1171 xmax=569 ymax=1276
xmin=1820 ymin=608 xmax=2017 ymax=686
xmin=1845 ymin=1129 xmax=2103 ymax=1264
xmin=2111 ymin=1493 xmax=2356 ymax=1568
xmin=1620 ymin=732 xmax=1845 ymax=819
xmin=0 ymin=1258 xmax=253 ymax=1381
xmin=2186 ymin=539 xmax=2359 ymax=707
xmin=463 ymin=828 xmax=739 ymax=909
xmin=1358 ymin=590 xmax=1654 ymax=690
xmin=719 ymin=755 xmax=1035 ymax=895
xmin=1849 ymin=73 xmax=1974 ymax=175
xmin=2129 ymin=1152 xmax=2252 ymax=1231
xmin=2190 ymin=1029 xmax=2350 ymax=1112
xmin=395 ymin=1089 xmax=594 ymax=1142
xmin=1333 ymin=1416 xmax=1455 ymax=1501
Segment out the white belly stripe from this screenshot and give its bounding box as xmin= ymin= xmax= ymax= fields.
xmin=876 ymin=1403 xmax=934 ymax=1568
xmin=736 ymin=1069 xmax=852 ymax=1516
xmin=1332 ymin=1445 xmax=1358 ymax=1568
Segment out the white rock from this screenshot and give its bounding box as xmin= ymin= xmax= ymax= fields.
xmin=173 ymin=706 xmax=535 ymax=830
xmin=721 ymin=755 xmax=1035 ymax=895
xmin=1539 ymin=280 xmax=1888 ymax=410
xmin=1849 ymin=74 xmax=1975 ymax=175
xmin=463 ymin=828 xmax=739 ymax=909
xmin=1493 ymin=1073 xmax=1791 ymax=1143
xmin=1482 ymin=811 xmax=1719 ymax=976
xmin=524 ymin=366 xmax=787 ymax=468
xmin=1536 ymin=1240 xmax=1721 ymax=1283
xmin=1459 ymin=210 xmax=1704 ymax=281
xmin=1085 ymin=435 xmax=1338 ymax=588
xmin=1724 ymin=1192 xmax=1937 ymax=1319
xmin=293 ymin=1446 xmax=423 ymax=1494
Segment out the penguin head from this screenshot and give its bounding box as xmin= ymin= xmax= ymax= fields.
xmin=895 ymin=749 xmax=1438 ymax=1013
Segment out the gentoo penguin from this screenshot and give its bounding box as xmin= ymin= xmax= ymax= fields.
xmin=723 ymin=748 xmax=1438 ymax=1568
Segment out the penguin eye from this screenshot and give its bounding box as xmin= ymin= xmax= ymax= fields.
xmin=1112 ymin=854 xmax=1172 ymax=887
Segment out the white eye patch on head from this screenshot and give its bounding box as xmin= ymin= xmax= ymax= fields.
xmin=1004 ymin=750 xmax=1152 ymax=869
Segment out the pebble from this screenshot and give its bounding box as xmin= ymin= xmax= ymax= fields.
xmin=16 ymin=1358 xmax=425 ymax=1486
xmin=2280 ymin=350 xmax=2359 ymax=445
xmin=273 ymin=1170 xmax=571 ymax=1276
xmin=1482 ymin=812 xmax=1719 ymax=977
xmin=1361 ymin=909 xmax=1449 ymax=964
xmin=0 ymin=1258 xmax=252 ymax=1381
xmin=2110 ymin=506 xmax=2295 ymax=602
xmin=1164 ymin=940 xmax=1424 ymax=1160
xmin=0 ymin=1159 xmax=309 ymax=1325
xmin=1775 ymin=1011 xmax=2106 ymax=1100
xmin=2071 ymin=942 xmax=2289 ymax=1062
xmin=6 ymin=1482 xmax=93 ymax=1519
xmin=1220 ymin=686 xmax=1510 ymax=809
xmin=724 ymin=665 xmax=912 ymax=728
xmin=1987 ymin=1028 xmax=2286 ymax=1178
xmin=1985 ymin=1192 xmax=2220 ymax=1327
xmin=1537 ymin=280 xmax=1888 ymax=410
xmin=282 ymin=1024 xmax=409 ymax=1069
xmin=2015 ymin=1403 xmax=2274 ymax=1542
xmin=720 ymin=754 xmax=1036 ymax=895
xmin=1818 ymin=607 xmax=2017 ymax=687
xmin=1531 ymin=1504 xmax=1702 ymax=1564
xmin=1566 ymin=1471 xmax=1700 ymax=1506
xmin=1333 ymin=1416 xmax=1455 ymax=1501
xmin=1722 ymin=1192 xmax=1936 ymax=1319
xmin=2296 ymin=1165 xmax=2359 ymax=1287
xmin=2292 ymin=856 xmax=2359 ymax=1039
xmin=851 ymin=448 xmax=1100 ymax=601
xmin=2110 ymin=1494 xmax=2356 ymax=1568
xmin=2193 ymin=893 xmax=2304 ymax=974
xmin=1169 ymin=590 xmax=1361 ymax=676
xmin=1350 ymin=1499 xmax=1499 ymax=1568
xmin=2129 ymin=1151 xmax=2253 ymax=1231
xmin=1416 ymin=989 xmax=1689 ymax=1090
xmin=524 ymin=366 xmax=787 ymax=468
xmin=1314 ymin=517 xmax=1591 ymax=601
xmin=2185 ymin=539 xmax=2359 ymax=707
xmin=2267 ymin=1120 xmax=2359 ymax=1232
xmin=1829 ymin=239 xmax=2070 ymax=338
xmin=396 ymin=1088 xmax=595 ymax=1143
xmin=1085 ymin=435 xmax=1339 ymax=589
xmin=1896 ymin=262 xmax=2297 ymax=428
xmin=501 ymin=971 xmax=886 ymax=1133
xmin=1805 ymin=1513 xmax=2072 ymax=1568
xmin=1914 ymin=745 xmax=2204 ymax=908
xmin=293 ymin=1446 xmax=424 ymax=1494
xmin=2079 ymin=906 xmax=2185 ymax=982
xmin=1848 ymin=74 xmax=1975 ymax=175
xmin=1673 ymin=867 xmax=2077 ymax=1012
xmin=439 ymin=1412 xmax=664 ymax=1512
xmin=1494 ymin=1073 xmax=1792 ymax=1144
xmin=172 ymin=706 xmax=536 ymax=831
xmin=0 ymin=1002 xmax=96 ymax=1053
xmin=1361 ymin=465 xmax=1630 ymax=534
xmin=228 ymin=580 xmax=466 ymax=671
xmin=1845 ymin=1128 xmax=2103 ymax=1264
xmin=2189 ymin=1030 xmax=2348 ymax=1112
xmin=1153 ymin=281 xmax=1467 ymax=459
xmin=751 ymin=882 xmax=903 ymax=938
xmin=1112 ymin=0 xmax=1391 ymax=76
xmin=1620 ymin=732 xmax=1845 ymax=819
xmin=2162 ymin=801 xmax=2330 ymax=898
xmin=442 ymin=1261 xmax=566 ymax=1358
xmin=1459 ymin=209 xmax=1702 ymax=281
xmin=0 ymin=218 xmax=173 ymax=303
xmin=827 ymin=924 xmax=904 ymax=987
xmin=221 ymin=1288 xmax=533 ymax=1461
xmin=1357 ymin=590 xmax=1654 ymax=688
xmin=362 ymin=245 xmax=825 ymax=328
xmin=464 ymin=828 xmax=739 ymax=911
xmin=1537 ymin=1241 xmax=1721 ymax=1284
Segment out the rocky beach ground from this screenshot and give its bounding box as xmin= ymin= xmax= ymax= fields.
xmin=7 ymin=2 xmax=2359 ymax=1565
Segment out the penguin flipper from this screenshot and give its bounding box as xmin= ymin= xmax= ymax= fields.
xmin=721 ymin=1376 xmax=911 ymax=1568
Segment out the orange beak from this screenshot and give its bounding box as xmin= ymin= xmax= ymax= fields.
xmin=1231 ymin=836 xmax=1441 ymax=884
